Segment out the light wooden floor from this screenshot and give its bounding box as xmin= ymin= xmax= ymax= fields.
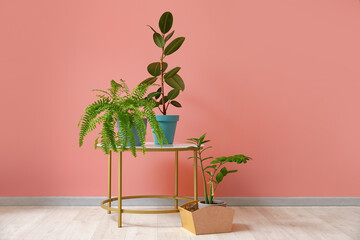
xmin=0 ymin=206 xmax=359 ymax=240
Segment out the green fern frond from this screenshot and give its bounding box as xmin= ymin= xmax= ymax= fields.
xmin=79 ymin=98 xmax=111 ymax=147
xmin=101 ymin=112 xmax=117 ymax=152
xmin=133 ymin=115 xmax=146 ymax=154
xmin=116 ymin=112 xmax=129 ymax=151
xmin=127 ymin=122 xmax=137 ymax=157
xmin=79 ymin=79 xmax=166 ymax=157
xmin=131 ymin=83 xmax=149 ymax=101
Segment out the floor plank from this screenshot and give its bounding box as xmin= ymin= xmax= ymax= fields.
xmin=0 ymin=206 xmax=359 ymax=240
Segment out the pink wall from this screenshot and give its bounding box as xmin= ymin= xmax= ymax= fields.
xmin=1 ymin=0 xmax=359 ymax=197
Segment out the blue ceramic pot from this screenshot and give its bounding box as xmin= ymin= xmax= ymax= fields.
xmin=117 ymin=119 xmax=147 ymax=146
xmin=152 ymin=115 xmax=179 ymax=145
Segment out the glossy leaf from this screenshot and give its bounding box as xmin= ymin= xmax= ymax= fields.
xmin=141 ymin=76 xmax=157 ymax=85
xmin=212 ymin=154 xmax=251 ymax=164
xmin=170 ymin=101 xmax=182 ymax=107
xmin=159 ymin=12 xmax=173 ymax=34
xmin=164 ymin=37 xmax=185 ymax=56
xmin=158 ymin=96 xmax=169 ymax=105
xmin=167 ymin=89 xmax=180 ymax=100
xmin=165 ymin=30 xmax=175 ymax=42
xmin=155 ymin=87 xmax=161 ymax=99
xmin=147 ymin=25 xmax=157 ymax=33
xmin=147 ymin=62 xmax=168 ymax=77
xmin=165 ymin=74 xmax=185 ymax=91
xmin=153 ymin=33 xmax=165 ymax=48
xmin=216 ymin=167 xmax=233 ymax=184
xmin=164 ymin=67 xmax=180 ymax=79
xmin=216 ymin=171 xmax=224 ymax=184
xmin=147 ymin=91 xmax=161 ymax=99
xmin=204 ymin=165 xmax=216 ymax=170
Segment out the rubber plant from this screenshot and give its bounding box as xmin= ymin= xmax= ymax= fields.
xmin=141 ymin=11 xmax=185 ymax=115
xmin=78 ymin=79 xmax=165 ymax=156
xmin=187 ymin=134 xmax=252 ymax=204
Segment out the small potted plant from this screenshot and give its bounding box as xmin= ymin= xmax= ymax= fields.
xmin=141 ymin=11 xmax=185 ymax=144
xmin=78 ymin=79 xmax=166 ymax=156
xmin=178 ymin=133 xmax=251 ymax=235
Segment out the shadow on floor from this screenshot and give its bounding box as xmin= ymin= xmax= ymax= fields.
xmin=232 ymin=223 xmax=251 ymax=232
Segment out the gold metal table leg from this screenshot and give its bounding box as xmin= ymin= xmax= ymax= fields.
xmin=118 ymin=151 xmax=122 ymax=228
xmin=193 ymin=150 xmax=198 ymax=201
xmin=175 ymin=151 xmax=179 ymax=209
xmin=108 ymin=151 xmax=112 ymax=214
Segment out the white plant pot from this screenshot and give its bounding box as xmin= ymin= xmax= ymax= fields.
xmin=198 ymin=200 xmax=227 ymax=209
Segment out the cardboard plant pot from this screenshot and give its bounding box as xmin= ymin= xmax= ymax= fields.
xmin=178 ymin=200 xmax=235 ymax=235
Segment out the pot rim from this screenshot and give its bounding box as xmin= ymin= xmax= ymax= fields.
xmin=198 ymin=200 xmax=227 ymax=205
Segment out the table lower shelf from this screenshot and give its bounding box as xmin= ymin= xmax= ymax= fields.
xmin=101 ymin=195 xmax=194 ymax=214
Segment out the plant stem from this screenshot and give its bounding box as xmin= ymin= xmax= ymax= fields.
xmin=208 ymin=162 xmax=224 ymax=203
xmin=198 ymin=148 xmax=209 ymax=204
xmin=160 ymin=34 xmax=166 ymax=115
xmin=208 ymin=182 xmax=213 ymax=204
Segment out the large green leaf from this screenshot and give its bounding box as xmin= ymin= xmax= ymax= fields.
xmin=212 ymin=154 xmax=251 ymax=164
xmin=216 ymin=171 xmax=224 ymax=184
xmin=215 ymin=167 xmax=235 ymax=184
xmin=147 ymin=25 xmax=157 ymax=33
xmin=153 ymin=33 xmax=165 ymax=48
xmin=204 ymin=165 xmax=216 ymax=170
xmin=164 ymin=67 xmax=180 ymax=79
xmin=170 ymin=100 xmax=182 ymax=107
xmin=147 ymin=91 xmax=161 ymax=99
xmin=155 ymin=87 xmax=161 ymax=99
xmin=147 ymin=62 xmax=168 ymax=76
xmin=141 ymin=76 xmax=157 ymax=85
xmin=159 ymin=12 xmax=173 ymax=34
xmin=165 ymin=30 xmax=175 ymax=42
xmin=165 ymin=74 xmax=185 ymax=91
xmin=167 ymin=89 xmax=180 ymax=100
xmin=158 ymin=96 xmax=169 ymax=105
xmin=164 ymin=37 xmax=185 ymax=56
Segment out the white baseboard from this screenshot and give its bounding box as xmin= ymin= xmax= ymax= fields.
xmin=0 ymin=197 xmax=359 ymax=206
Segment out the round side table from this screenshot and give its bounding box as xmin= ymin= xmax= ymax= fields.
xmin=97 ymin=142 xmax=199 ymax=227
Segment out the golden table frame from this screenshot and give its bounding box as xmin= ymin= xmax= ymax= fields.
xmin=98 ymin=143 xmax=199 ymax=227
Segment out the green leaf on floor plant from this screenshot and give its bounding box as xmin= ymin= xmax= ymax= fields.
xmin=164 ymin=67 xmax=180 ymax=79
xmin=167 ymin=89 xmax=180 ymax=100
xmin=165 ymin=30 xmax=175 ymax=42
xmin=147 ymin=62 xmax=168 ymax=76
xmin=165 ymin=74 xmax=185 ymax=91
xmin=153 ymin=33 xmax=165 ymax=48
xmin=204 ymin=165 xmax=216 ymax=170
xmin=159 ymin=12 xmax=173 ymax=34
xmin=216 ymin=171 xmax=225 ymax=184
xmin=170 ymin=101 xmax=182 ymax=107
xmin=164 ymin=37 xmax=185 ymax=56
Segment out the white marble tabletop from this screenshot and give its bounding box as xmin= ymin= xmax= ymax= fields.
xmin=97 ymin=142 xmax=200 ymax=151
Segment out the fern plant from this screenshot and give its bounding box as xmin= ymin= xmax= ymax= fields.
xmin=78 ymin=79 xmax=166 ymax=156
xmin=187 ymin=134 xmax=252 ymax=204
